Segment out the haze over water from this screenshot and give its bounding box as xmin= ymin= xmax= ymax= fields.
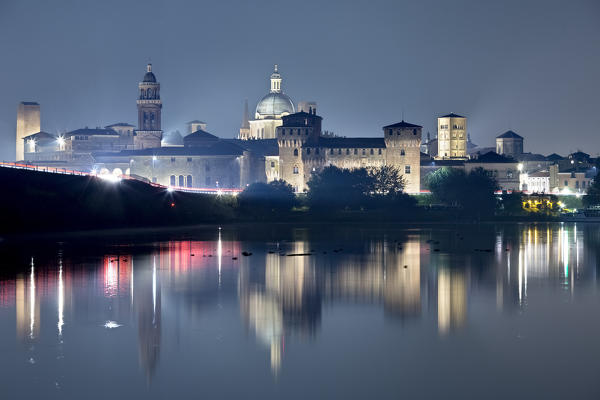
xmin=0 ymin=223 xmax=599 ymax=399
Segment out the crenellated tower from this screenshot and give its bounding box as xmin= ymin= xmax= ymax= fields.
xmin=134 ymin=63 xmax=162 ymax=149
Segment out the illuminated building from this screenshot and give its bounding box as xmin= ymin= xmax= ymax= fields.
xmin=16 ymin=101 xmax=40 ymax=161
xmin=496 ymin=130 xmax=524 ymax=158
xmin=436 ymin=113 xmax=467 ymax=159
xmin=134 ymin=64 xmax=163 ymax=149
xmin=277 ymin=112 xmax=423 ymax=193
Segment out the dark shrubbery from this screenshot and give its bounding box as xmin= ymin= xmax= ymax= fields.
xmin=237 ymin=180 xmax=296 ymax=216
xmin=307 ymin=165 xmax=416 ymax=213
xmin=583 ymin=179 xmax=600 ymax=207
xmin=427 ymin=167 xmax=498 ymax=217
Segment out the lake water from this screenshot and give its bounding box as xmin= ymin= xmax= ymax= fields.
xmin=1 ymin=223 xmax=599 ymax=399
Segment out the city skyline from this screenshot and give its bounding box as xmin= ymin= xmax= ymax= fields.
xmin=1 ymin=0 xmax=599 ymax=161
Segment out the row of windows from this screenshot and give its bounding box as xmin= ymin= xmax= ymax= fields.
xmin=387 ymin=129 xmax=419 ymax=136
xmin=440 ymin=125 xmax=465 ymax=130
xmin=294 ymin=148 xmax=385 ymax=156
xmin=74 ymin=136 xmax=89 ymax=140
xmin=169 ymin=175 xmax=193 ymax=188
xmin=566 ymin=180 xmax=587 ymax=188
xmin=281 ymin=128 xmax=310 ymax=136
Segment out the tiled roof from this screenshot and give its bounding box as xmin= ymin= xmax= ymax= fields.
xmin=496 ymin=130 xmax=523 ymax=139
xmin=468 ymin=151 xmax=516 ymax=163
xmin=67 ymin=128 xmax=119 ymax=136
xmin=22 ymin=131 xmax=56 ymax=141
xmin=383 ymin=120 xmax=422 ymax=129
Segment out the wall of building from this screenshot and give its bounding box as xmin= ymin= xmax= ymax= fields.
xmin=437 ymin=117 xmax=467 ymax=159
xmin=384 ymin=126 xmax=422 ymax=193
xmin=464 ymin=162 xmax=519 ymax=191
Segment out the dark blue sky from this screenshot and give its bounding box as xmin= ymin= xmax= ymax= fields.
xmin=1 ymin=0 xmax=598 ymax=160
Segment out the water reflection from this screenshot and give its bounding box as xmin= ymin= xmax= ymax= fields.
xmin=0 ymin=223 xmax=599 ymax=397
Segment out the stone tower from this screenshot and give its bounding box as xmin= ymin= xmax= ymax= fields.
xmin=383 ymin=120 xmax=422 ymax=193
xmin=436 ymin=113 xmax=467 ymax=159
xmin=277 ymin=110 xmax=322 ymax=192
xmin=16 ymin=102 xmax=41 ymax=161
xmin=134 ymin=64 xmax=162 ymax=149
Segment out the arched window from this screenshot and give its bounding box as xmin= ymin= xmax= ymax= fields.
xmin=178 ymin=175 xmax=184 ymax=186
xmin=294 ymin=148 xmax=298 ymax=156
xmin=293 ymin=166 xmax=299 ymax=174
xmin=186 ymin=175 xmax=193 ymax=188
xmin=170 ymin=175 xmax=176 ymax=186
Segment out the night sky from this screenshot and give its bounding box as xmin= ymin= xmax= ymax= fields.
xmin=0 ymin=0 xmax=598 ymax=160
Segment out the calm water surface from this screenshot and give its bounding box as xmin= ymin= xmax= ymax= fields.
xmin=1 ymin=223 xmax=599 ymax=399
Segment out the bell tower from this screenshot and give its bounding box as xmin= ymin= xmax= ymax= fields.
xmin=270 ymin=64 xmax=282 ymax=93
xmin=134 ymin=63 xmax=162 ymax=149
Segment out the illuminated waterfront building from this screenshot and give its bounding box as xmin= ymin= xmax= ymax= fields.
xmin=436 ymin=113 xmax=467 ymax=159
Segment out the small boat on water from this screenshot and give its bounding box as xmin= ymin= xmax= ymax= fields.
xmin=560 ymin=207 xmax=600 ymax=222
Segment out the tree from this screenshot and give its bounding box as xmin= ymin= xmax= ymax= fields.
xmin=583 ymin=179 xmax=600 ymax=207
xmin=237 ymin=180 xmax=296 ymax=215
xmin=426 ymin=167 xmax=498 ymax=217
xmin=368 ymin=165 xmax=405 ymax=195
xmin=307 ymin=166 xmax=373 ymax=209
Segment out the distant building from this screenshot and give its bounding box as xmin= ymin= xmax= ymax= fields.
xmin=436 ymin=113 xmax=467 ymax=159
xmin=186 ymin=120 xmax=207 ymax=134
xmin=496 ymin=130 xmax=524 ymax=158
xmin=134 ymin=64 xmax=162 ymax=149
xmin=549 ymin=164 xmax=592 ymax=194
xmin=465 ymin=151 xmax=519 ymax=191
xmin=520 ymin=170 xmax=550 ymax=193
xmin=240 ymin=65 xmax=295 ymax=140
xmin=16 ymin=102 xmax=40 ymax=161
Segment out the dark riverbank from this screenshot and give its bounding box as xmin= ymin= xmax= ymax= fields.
xmin=0 ymin=167 xmax=558 ymax=234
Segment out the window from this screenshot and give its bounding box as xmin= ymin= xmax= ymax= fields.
xmin=282 ymin=129 xmax=285 ymax=136
xmin=170 ymin=157 xmax=176 ymax=163
xmin=378 ymin=149 xmax=382 ymax=155
xmin=413 ymin=129 xmax=417 ymax=135
xmin=187 ymin=157 xmax=192 ymax=162
xmin=330 ymin=148 xmax=333 ymax=155
xmin=346 ymin=149 xmax=350 ymax=155
xmin=294 ymin=148 xmax=298 ymax=156
xmin=307 ymin=148 xmax=311 ymax=155
xmin=388 ymin=129 xmax=393 ymax=136
xmin=206 ymin=177 xmax=211 ymax=186
xmin=293 ymin=166 xmax=299 ymax=174
xmin=178 ymin=175 xmax=184 ymax=187
xmin=271 ymin=161 xmax=275 ymax=168
xmin=583 ymin=181 xmax=586 ymax=188
xmin=564 ymin=180 xmax=568 ymax=186
xmin=186 ymin=175 xmax=193 ymax=188
xmin=205 ymin=164 xmax=210 ymax=172
xmin=405 ymin=165 xmax=411 ymax=174
xmin=354 ymin=149 xmax=358 ymax=155
xmin=290 ymin=129 xmax=294 ymax=135
xmin=170 ymin=175 xmax=176 ymax=186
xmin=370 ymin=149 xmax=374 ymax=155
xmin=400 ymin=149 xmax=405 ymax=156
xmin=305 ymin=129 xmax=309 ymax=135
xmin=316 ymin=148 xmax=320 ymax=155
xmin=575 ymin=181 xmax=580 ymax=189
xmin=507 ymin=170 xmax=513 ymax=178
xmin=338 ymin=149 xmax=342 ymax=155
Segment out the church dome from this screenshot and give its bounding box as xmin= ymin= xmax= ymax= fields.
xmin=256 ymin=92 xmax=295 ymax=117
xmin=143 ymin=72 xmax=156 ymax=83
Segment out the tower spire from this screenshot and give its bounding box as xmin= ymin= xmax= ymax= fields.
xmin=270 ymin=64 xmax=282 ymax=93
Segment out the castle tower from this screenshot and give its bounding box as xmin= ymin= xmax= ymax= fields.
xmin=134 ymin=64 xmax=162 ymax=149
xmin=16 ymin=102 xmax=41 ymax=161
xmin=436 ymin=113 xmax=467 ymax=159
xmin=277 ymin=110 xmax=322 ymax=193
xmin=383 ymin=120 xmax=422 ymax=193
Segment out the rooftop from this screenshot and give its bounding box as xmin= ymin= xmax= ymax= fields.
xmin=67 ymin=127 xmax=119 ymax=136
xmin=440 ymin=113 xmax=465 ymax=118
xmin=468 ymin=151 xmax=516 ymax=164
xmin=383 ymin=120 xmax=422 ymax=129
xmin=497 ymin=130 xmax=523 ymax=139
